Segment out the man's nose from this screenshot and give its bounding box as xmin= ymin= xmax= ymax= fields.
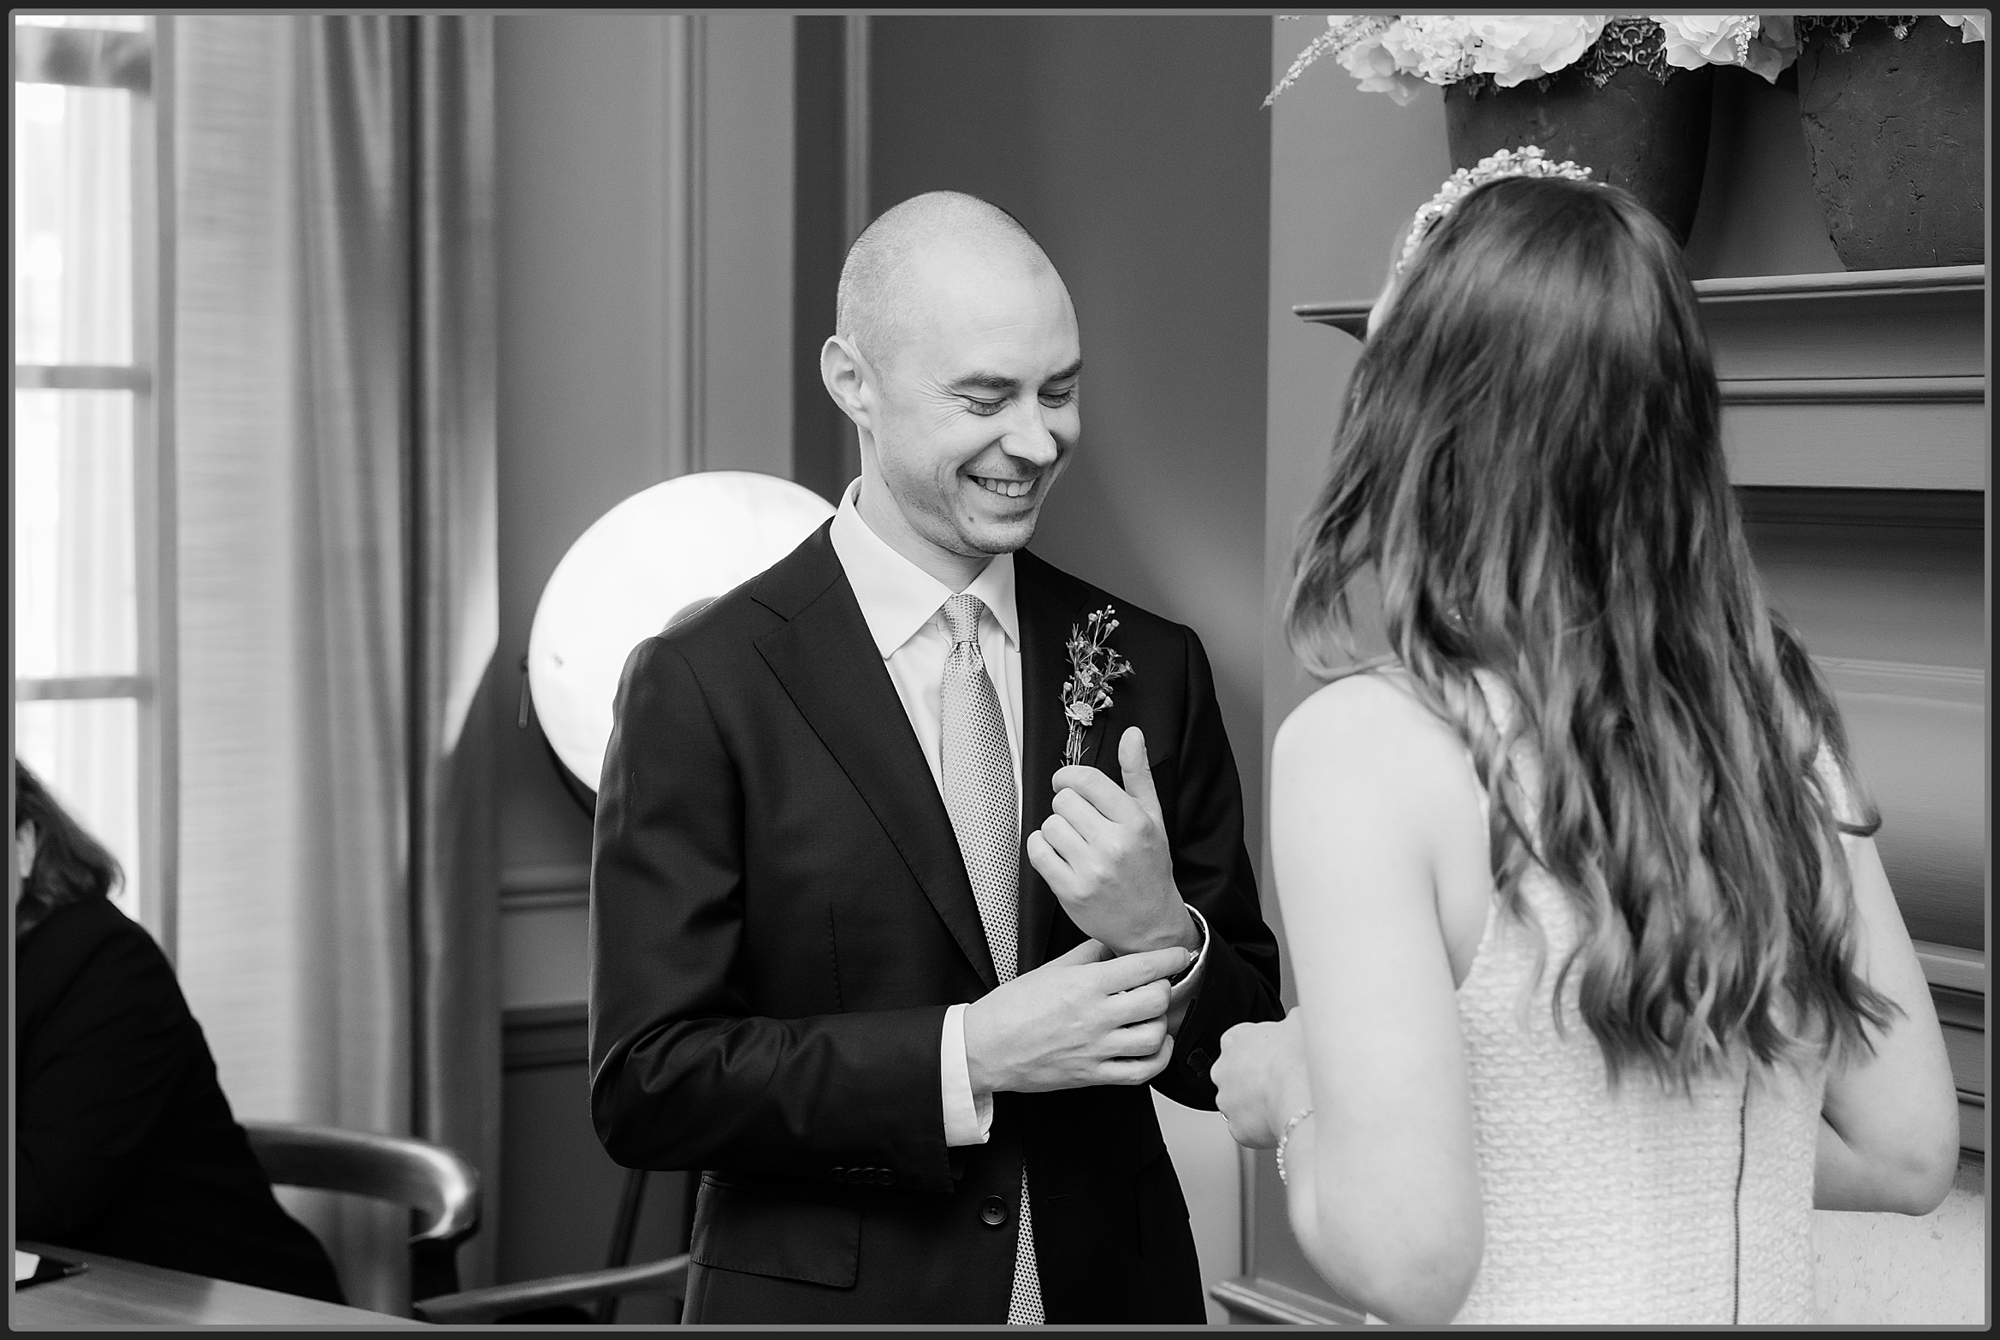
xmin=1003 ymin=407 xmax=1063 ymax=468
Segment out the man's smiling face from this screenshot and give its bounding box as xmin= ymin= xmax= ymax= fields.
xmin=860 ymin=245 xmax=1081 ymax=562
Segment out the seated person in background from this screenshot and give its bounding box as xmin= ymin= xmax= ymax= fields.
xmin=13 ymin=762 xmax=345 ymax=1304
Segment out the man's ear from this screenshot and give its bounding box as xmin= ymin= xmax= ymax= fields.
xmin=820 ymin=335 xmax=873 ymax=429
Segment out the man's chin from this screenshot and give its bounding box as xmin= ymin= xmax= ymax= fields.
xmin=955 ymin=513 xmax=1040 ymax=558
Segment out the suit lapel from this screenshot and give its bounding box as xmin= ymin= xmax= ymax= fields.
xmin=1014 ymin=551 xmax=1084 ymax=974
xmin=754 ymin=533 xmax=999 ymax=991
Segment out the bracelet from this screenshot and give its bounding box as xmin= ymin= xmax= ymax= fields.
xmin=1275 ymin=1107 xmax=1314 ymax=1186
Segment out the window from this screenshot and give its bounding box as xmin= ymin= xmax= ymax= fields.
xmin=13 ymin=14 xmax=176 ymax=951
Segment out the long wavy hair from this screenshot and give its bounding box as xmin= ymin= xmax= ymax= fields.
xmin=1286 ymin=175 xmax=1895 ymax=1088
xmin=14 ymin=761 xmax=123 ymax=939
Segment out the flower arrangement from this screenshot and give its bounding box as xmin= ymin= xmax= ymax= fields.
xmin=1060 ymin=608 xmax=1133 ymax=767
xmin=1267 ymin=14 xmax=1809 ymax=107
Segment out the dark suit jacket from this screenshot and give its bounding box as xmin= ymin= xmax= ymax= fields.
xmin=14 ymin=896 xmax=346 ymax=1304
xmin=588 ymin=524 xmax=1283 ymax=1324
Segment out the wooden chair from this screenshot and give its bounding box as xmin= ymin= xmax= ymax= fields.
xmin=412 ymin=1168 xmax=691 ymax=1324
xmin=247 ymin=1121 xmax=690 ymax=1324
xmin=411 ymin=1252 xmax=689 ymax=1324
xmin=242 ymin=1121 xmax=480 ymax=1304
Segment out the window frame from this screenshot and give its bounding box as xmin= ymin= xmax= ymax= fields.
xmin=12 ymin=16 xmax=178 ymax=959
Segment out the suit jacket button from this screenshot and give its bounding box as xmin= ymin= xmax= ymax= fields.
xmin=980 ymin=1195 xmax=1007 ymax=1227
xmin=1188 ymin=1047 xmax=1210 ymax=1073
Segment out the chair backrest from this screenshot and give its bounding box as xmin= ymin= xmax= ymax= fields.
xmin=243 ymin=1121 xmax=480 ymax=1300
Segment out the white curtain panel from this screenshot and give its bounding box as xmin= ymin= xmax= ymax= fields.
xmin=171 ymin=14 xmax=499 ymax=1312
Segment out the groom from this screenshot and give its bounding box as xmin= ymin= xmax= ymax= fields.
xmin=589 ymin=191 xmax=1282 ymax=1325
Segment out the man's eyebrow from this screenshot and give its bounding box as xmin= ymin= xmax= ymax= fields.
xmin=946 ymin=361 xmax=1083 ymax=393
xmin=949 ymin=372 xmax=1020 ymax=392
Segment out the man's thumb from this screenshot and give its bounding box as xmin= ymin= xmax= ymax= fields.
xmin=1120 ymin=726 xmax=1162 ymax=819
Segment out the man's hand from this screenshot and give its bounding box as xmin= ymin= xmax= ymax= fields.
xmin=1213 ymin=1008 xmax=1313 ymax=1149
xmin=1026 ymin=726 xmax=1197 ymax=956
xmin=962 ymin=938 xmax=1188 ymax=1093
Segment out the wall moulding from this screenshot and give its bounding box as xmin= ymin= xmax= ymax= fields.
xmin=503 ymin=1001 xmax=589 ymax=1072
xmin=1211 ymin=1274 xmax=1365 ymax=1325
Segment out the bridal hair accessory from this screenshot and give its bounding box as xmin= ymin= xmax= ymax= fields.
xmin=1275 ymin=1107 xmax=1315 ymax=1186
xmin=1061 ymin=607 xmax=1134 ymax=767
xmin=1397 ymin=145 xmax=1595 ymax=275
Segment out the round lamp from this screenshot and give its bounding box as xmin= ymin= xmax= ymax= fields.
xmin=527 ymin=470 xmax=835 ymax=797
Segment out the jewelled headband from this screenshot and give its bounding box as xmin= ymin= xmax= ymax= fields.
xmin=1397 ymin=145 xmax=1595 ymax=275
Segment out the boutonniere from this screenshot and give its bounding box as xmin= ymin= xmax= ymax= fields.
xmin=1061 ymin=606 xmax=1134 ymax=766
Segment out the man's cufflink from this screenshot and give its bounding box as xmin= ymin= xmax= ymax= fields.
xmin=1168 ymin=905 xmax=1209 ymax=986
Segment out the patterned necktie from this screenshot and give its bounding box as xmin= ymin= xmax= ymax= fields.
xmin=938 ymin=593 xmax=1045 ymax=1326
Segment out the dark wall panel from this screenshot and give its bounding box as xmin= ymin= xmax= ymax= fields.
xmin=867 ymin=16 xmax=1274 ymax=839
xmin=499 ymin=1014 xmax=690 ymax=1323
xmin=793 ymin=16 xmax=858 ymax=504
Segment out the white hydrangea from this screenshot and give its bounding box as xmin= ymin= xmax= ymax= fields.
xmin=1380 ymin=16 xmax=1483 ymax=86
xmin=1466 ymin=15 xmax=1608 ymax=86
xmin=1652 ymin=15 xmax=1798 ymax=84
xmin=1939 ymin=14 xmax=1987 ymax=43
xmin=1653 ymin=14 xmax=1757 ymax=68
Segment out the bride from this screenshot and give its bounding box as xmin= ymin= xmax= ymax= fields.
xmin=1212 ymin=154 xmax=1960 ymax=1325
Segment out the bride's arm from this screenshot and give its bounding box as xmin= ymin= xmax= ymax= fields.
xmin=1265 ymin=676 xmax=1486 ymax=1324
xmin=1813 ymin=825 xmax=1959 ymax=1213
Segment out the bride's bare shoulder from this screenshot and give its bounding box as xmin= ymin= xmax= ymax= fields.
xmin=1275 ymin=669 xmax=1473 ymax=789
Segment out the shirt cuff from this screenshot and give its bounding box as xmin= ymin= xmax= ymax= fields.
xmin=1167 ymin=903 xmax=1211 ymax=1007
xmin=941 ymin=1001 xmax=992 ymax=1147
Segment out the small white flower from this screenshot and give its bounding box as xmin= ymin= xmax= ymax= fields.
xmin=1337 ymin=30 xmax=1427 ymax=104
xmin=1744 ymin=16 xmax=1798 ymax=82
xmin=1940 ymin=14 xmax=1987 ymax=44
xmin=1065 ymin=701 xmax=1096 ymax=726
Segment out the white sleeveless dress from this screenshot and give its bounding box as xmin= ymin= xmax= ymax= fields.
xmin=1449 ymin=681 xmax=1823 ymax=1325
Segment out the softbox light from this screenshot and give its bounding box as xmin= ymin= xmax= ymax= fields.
xmin=526 ymin=470 xmax=835 ymax=797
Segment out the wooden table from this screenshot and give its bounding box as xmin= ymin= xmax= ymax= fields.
xmin=13 ymin=1242 xmax=410 ymax=1327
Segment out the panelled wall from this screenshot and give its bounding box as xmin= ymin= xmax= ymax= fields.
xmin=490 ymin=15 xmax=794 ymax=1311
xmin=1237 ymin=18 xmax=1985 ymax=1327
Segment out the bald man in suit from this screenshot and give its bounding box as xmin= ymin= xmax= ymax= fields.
xmin=589 ymin=191 xmax=1283 ymax=1324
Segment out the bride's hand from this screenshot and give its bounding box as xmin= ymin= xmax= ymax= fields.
xmin=1214 ymin=1008 xmax=1313 ymax=1149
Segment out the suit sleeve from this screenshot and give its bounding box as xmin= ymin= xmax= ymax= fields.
xmin=1149 ymin=625 xmax=1286 ymax=1109
xmin=16 ymin=924 xmax=193 ymax=1241
xmin=588 ymin=636 xmax=955 ymax=1191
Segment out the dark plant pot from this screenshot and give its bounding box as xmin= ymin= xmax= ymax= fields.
xmin=1444 ymin=63 xmax=1714 ymax=247
xmin=1796 ymin=17 xmax=1985 ymax=270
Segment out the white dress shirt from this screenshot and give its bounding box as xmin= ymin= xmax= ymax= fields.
xmin=827 ymin=479 xmax=1207 ymax=1147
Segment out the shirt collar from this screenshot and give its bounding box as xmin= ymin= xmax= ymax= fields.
xmin=828 ymin=478 xmax=1019 ymax=659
